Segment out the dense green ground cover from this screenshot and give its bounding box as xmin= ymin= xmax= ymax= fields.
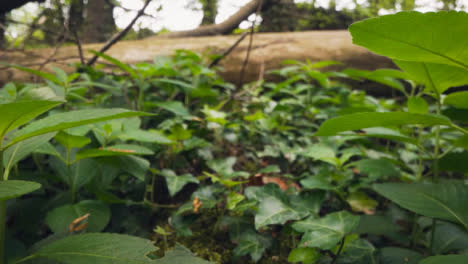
xmin=0 ymin=11 xmax=467 ymax=264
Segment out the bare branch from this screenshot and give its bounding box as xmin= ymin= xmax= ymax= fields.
xmin=86 ymin=0 xmax=153 ymax=66
xmin=209 ymin=31 xmax=249 ymax=68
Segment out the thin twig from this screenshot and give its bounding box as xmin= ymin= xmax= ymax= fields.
xmin=331 ymin=237 xmax=346 ymax=264
xmin=209 ymin=31 xmax=249 ymax=68
xmin=72 ymin=29 xmax=85 ymax=65
xmin=86 ymin=0 xmax=153 ymax=66
xmin=238 ymin=0 xmax=264 ymax=88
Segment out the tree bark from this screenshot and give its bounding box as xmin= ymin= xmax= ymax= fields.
xmin=200 ymin=0 xmax=218 ymax=25
xmin=163 ymin=0 xmax=261 ymax=38
xmin=82 ymin=0 xmax=116 ymax=43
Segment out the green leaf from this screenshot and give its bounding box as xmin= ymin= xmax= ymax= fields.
xmin=3 ymin=133 xmax=56 ymax=174
xmin=354 ymin=159 xmax=400 ymax=180
xmin=440 ymin=151 xmax=468 ymax=173
xmin=395 ymin=60 xmax=468 ymax=94
xmin=373 ymin=182 xmax=468 ymax=230
xmin=292 ymin=211 xmax=360 ymax=250
xmin=0 ymin=100 xmax=62 ymax=138
xmin=420 ymin=255 xmax=468 ymax=264
xmin=408 ymin=97 xmax=429 ymax=114
xmin=45 ymin=200 xmax=111 ymax=234
xmin=154 ymin=101 xmax=192 ymax=119
xmin=233 ymin=231 xmax=272 ymax=262
xmin=54 ymin=131 xmax=91 ymax=150
xmin=0 ymin=180 xmax=41 ymax=201
xmin=28 ymin=233 xmax=156 ymax=264
xmin=346 ymin=192 xmax=378 ymax=214
xmin=349 ymin=11 xmax=468 ymax=70
xmin=379 ymin=247 xmax=423 ymax=264
xmin=157 ymin=244 xmax=213 ymax=264
xmin=288 ymin=248 xmax=320 ymax=264
xmin=160 ymin=169 xmax=199 ymax=197
xmin=303 ymin=144 xmax=337 ymax=165
xmin=444 ymin=91 xmax=468 ymax=109
xmin=117 ymin=129 xmax=172 ymax=144
xmin=100 ymin=155 xmax=149 ymax=181
xmin=357 ymin=127 xmax=417 ymax=145
xmin=89 ymin=50 xmax=138 ymax=79
xmin=342 ymin=68 xmax=406 ymax=92
xmin=246 ymin=184 xmax=309 ymax=229
xmin=430 ymin=222 xmax=468 ymax=254
xmin=336 ymin=238 xmax=376 ymax=264
xmin=6 ymin=108 xmax=152 ymax=149
xmin=315 ymin=112 xmax=451 ymax=136
xmin=5 ymin=64 xmax=61 ymax=84
xmin=76 ymin=144 xmax=154 ymax=161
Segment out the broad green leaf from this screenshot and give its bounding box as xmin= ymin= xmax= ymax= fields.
xmin=288 ymin=248 xmax=320 ymax=264
xmin=118 ymin=129 xmax=172 ymax=144
xmin=233 ymin=231 xmax=272 ymax=262
xmin=349 ymin=11 xmax=468 ymax=70
xmin=226 ymin=192 xmax=245 ymax=210
xmin=300 ymin=175 xmax=334 ymax=190
xmin=99 ymin=155 xmax=149 ymax=181
xmin=52 ymin=158 xmax=99 ymax=190
xmin=420 ymin=255 xmax=468 ymax=264
xmin=157 ymin=244 xmax=213 ymax=264
xmin=353 ymin=159 xmax=400 ymax=180
xmin=160 ymin=169 xmax=199 ymax=197
xmin=430 ymin=222 xmax=468 ymax=254
xmin=355 ymin=215 xmax=399 ymax=236
xmin=5 ymin=64 xmax=61 ymax=84
xmin=154 ymin=101 xmax=192 ymax=119
xmin=45 ymin=200 xmax=111 ymax=234
xmin=89 ymin=50 xmax=138 ymax=79
xmin=0 ymin=180 xmax=41 ymax=201
xmin=408 ymin=97 xmax=428 ymax=114
xmin=395 ymin=60 xmax=468 ymax=94
xmin=75 ymin=144 xmax=154 ymax=161
xmin=292 ymin=211 xmax=360 ymax=249
xmin=379 ymin=247 xmax=423 ymax=264
xmin=342 ymin=68 xmax=406 ymax=92
xmin=0 ymin=100 xmax=62 ymax=139
xmin=315 ymin=112 xmax=451 ymax=136
xmin=303 ymin=144 xmax=337 ymax=165
xmin=3 ymin=133 xmax=56 ymax=175
xmin=6 ymin=108 xmax=152 ymax=148
xmin=54 ymin=131 xmax=91 ymax=149
xmin=28 ymin=233 xmax=156 ymax=264
xmin=373 ymin=182 xmax=468 ymax=230
xmin=357 ymin=127 xmax=417 ymax=145
xmin=440 ymin=151 xmax=468 ymax=173
xmin=444 ymin=91 xmax=468 ymax=109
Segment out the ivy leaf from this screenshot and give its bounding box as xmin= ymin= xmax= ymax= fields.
xmin=160 ymin=169 xmax=199 ymax=197
xmin=246 ymin=184 xmax=309 ymax=229
xmin=288 ymin=248 xmax=320 ymax=264
xmin=233 ymin=231 xmax=272 ymax=262
xmin=336 ymin=238 xmax=376 ymax=264
xmin=292 ymin=211 xmax=360 ymax=250
xmin=373 ymin=182 xmax=468 ymax=230
xmin=28 ymin=233 xmax=157 ymax=264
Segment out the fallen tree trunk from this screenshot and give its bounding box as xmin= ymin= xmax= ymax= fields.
xmin=0 ymin=30 xmax=394 ymax=85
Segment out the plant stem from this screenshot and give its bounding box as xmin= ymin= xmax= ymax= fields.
xmin=331 ymin=237 xmax=346 ymax=264
xmin=0 ymin=149 xmax=5 ymax=264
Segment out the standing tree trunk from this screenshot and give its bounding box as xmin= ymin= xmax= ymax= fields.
xmin=260 ymin=0 xmax=298 ymax=32
xmin=200 ymin=0 xmax=218 ymax=25
xmin=0 ymin=13 xmax=6 ymax=48
xmin=82 ymin=0 xmax=115 ymax=43
xmin=69 ymin=0 xmax=84 ymax=35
